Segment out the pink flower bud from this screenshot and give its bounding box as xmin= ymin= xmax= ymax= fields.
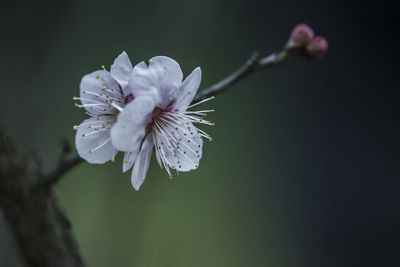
xmin=306 ymin=36 xmax=328 ymax=60
xmin=286 ymin=24 xmax=314 ymax=50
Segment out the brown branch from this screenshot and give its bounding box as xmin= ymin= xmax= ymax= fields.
xmin=42 ymin=152 xmax=83 ymax=188
xmin=0 ymin=130 xmax=85 ymax=267
xmin=193 ymin=50 xmax=289 ymax=102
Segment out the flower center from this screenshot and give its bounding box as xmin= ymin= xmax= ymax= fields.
xmin=151 ymin=107 xmax=163 ymax=121
xmin=124 ymin=93 xmax=134 ymax=104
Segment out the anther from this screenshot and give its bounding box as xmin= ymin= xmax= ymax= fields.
xmin=111 ymin=157 xmax=115 ymax=162
xmin=73 ymin=125 xmax=78 ymax=130
xmin=96 ymin=75 xmax=100 ymax=79
xmin=101 ymin=65 xmax=105 ymax=69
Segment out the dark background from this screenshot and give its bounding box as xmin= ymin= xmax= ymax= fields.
xmin=0 ymin=0 xmax=399 ymax=266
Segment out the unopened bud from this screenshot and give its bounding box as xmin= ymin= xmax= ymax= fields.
xmin=286 ymin=24 xmax=314 ymax=50
xmin=306 ymin=36 xmax=328 ymax=60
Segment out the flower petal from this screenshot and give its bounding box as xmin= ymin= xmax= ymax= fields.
xmin=131 ymin=137 xmax=153 ymax=191
xmin=110 ymin=51 xmax=133 ymax=94
xmin=153 ymin=119 xmax=203 ymax=172
xmin=174 ymin=67 xmax=201 ymax=111
xmin=170 ymin=122 xmax=203 ymax=172
xmin=128 ymin=56 xmax=183 ymax=108
xmin=149 ymin=56 xmax=182 ymax=106
xmin=110 ymin=96 xmax=155 ymax=152
xmin=128 ymin=61 xmax=162 ymax=104
xmin=75 ymin=117 xmax=117 ymax=164
xmin=148 ymin=56 xmax=183 ymax=88
xmin=123 ymin=151 xmax=138 ymax=172
xmin=79 ymin=70 xmax=123 ymax=115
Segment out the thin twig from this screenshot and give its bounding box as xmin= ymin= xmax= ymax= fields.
xmin=42 ymin=152 xmax=83 ymax=188
xmin=43 ymin=48 xmax=298 ymax=187
xmin=193 ymin=50 xmax=288 ymax=102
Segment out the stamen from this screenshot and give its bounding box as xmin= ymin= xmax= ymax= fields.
xmin=187 ymin=96 xmax=214 ymax=109
xmin=89 ymin=137 xmax=111 ymax=153
xmin=111 ymin=102 xmax=123 ymax=112
xmin=82 ymin=128 xmax=110 ymax=137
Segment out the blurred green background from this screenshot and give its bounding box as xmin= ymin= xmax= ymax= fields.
xmin=1 ymin=0 xmax=399 ymax=266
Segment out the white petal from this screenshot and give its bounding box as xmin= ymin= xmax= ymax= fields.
xmin=110 ymin=51 xmax=133 ymax=93
xmin=171 ymin=122 xmax=203 ymax=172
xmin=75 ymin=117 xmax=117 ymax=164
xmin=148 ymin=56 xmax=183 ymax=88
xmin=128 ymin=61 xmax=162 ymax=104
xmin=149 ymin=56 xmax=182 ymax=106
xmin=79 ymin=70 xmax=123 ymax=115
xmin=128 ymin=56 xmax=183 ymax=108
xmin=153 ymin=118 xmax=203 ymax=172
xmin=123 ymin=151 xmax=138 ymax=172
xmin=131 ymin=137 xmax=153 ymax=191
xmin=110 ymin=96 xmax=155 ymax=152
xmin=174 ymin=67 xmax=201 ymax=111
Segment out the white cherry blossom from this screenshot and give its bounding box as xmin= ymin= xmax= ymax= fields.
xmin=111 ymin=56 xmax=214 ymax=190
xmin=74 ymin=51 xmax=133 ymax=164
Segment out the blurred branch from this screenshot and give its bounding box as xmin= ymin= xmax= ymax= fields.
xmin=0 ymin=129 xmax=85 ymax=267
xmin=42 ymin=152 xmax=83 ymax=188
